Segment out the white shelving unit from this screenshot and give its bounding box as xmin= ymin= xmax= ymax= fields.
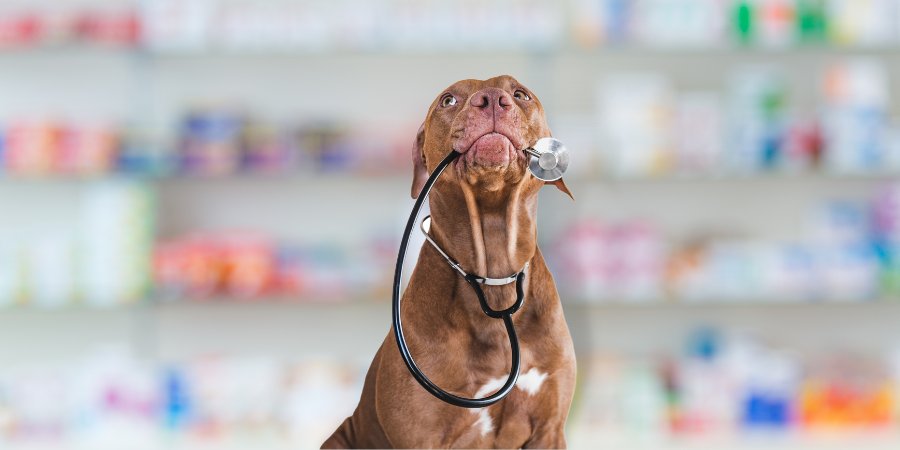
xmin=2 ymin=4 xmax=900 ymax=447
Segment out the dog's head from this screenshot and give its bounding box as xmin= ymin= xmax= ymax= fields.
xmin=410 ymin=75 xmax=571 ymax=200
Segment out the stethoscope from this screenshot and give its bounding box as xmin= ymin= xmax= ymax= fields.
xmin=392 ymin=137 xmax=569 ymax=408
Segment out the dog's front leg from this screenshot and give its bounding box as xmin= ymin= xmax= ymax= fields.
xmin=522 ymin=425 xmax=567 ymax=449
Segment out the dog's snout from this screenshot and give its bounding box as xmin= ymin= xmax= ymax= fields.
xmin=469 ymin=88 xmax=512 ymax=111
xmin=497 ymin=90 xmax=514 ymax=109
xmin=453 ymin=82 xmax=532 ymax=159
xmin=471 ymin=92 xmax=490 ymax=109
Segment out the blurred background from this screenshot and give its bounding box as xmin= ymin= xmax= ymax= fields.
xmin=1 ymin=0 xmax=900 ymax=449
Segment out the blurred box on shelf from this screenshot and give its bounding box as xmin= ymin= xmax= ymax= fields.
xmin=553 ymin=218 xmax=667 ymax=302
xmin=2 ymin=121 xmax=120 ymax=178
xmin=58 ymin=124 xmax=119 ymax=175
xmin=3 ymin=122 xmax=61 ymax=176
xmin=571 ymin=326 xmax=900 ymax=443
xmin=142 ymin=0 xmax=564 ymax=53
xmin=174 ymin=110 xmax=410 ymax=177
xmin=0 ymin=5 xmax=140 ymax=49
xmin=71 ymin=8 xmax=140 ymax=46
xmin=27 ymin=236 xmax=77 ymax=309
xmin=571 ymin=0 xmax=631 ymax=47
xmin=800 ymin=354 xmax=896 ymax=429
xmin=552 ymin=182 xmax=899 ymax=303
xmin=0 ymin=347 xmax=363 ymax=448
xmin=592 ymin=58 xmax=900 ymax=179
xmin=632 ymin=0 xmax=726 ymax=48
xmin=727 ymin=67 xmax=791 ymax=173
xmin=547 ymin=114 xmax=602 ymax=179
xmin=827 ymin=0 xmax=898 ymax=47
xmin=822 ymin=59 xmax=896 ymax=174
xmin=241 ymin=121 xmax=300 ymax=175
xmin=179 ymin=109 xmax=247 ymax=176
xmin=733 ymin=0 xmax=826 ymax=47
xmin=153 ymin=231 xmax=396 ymax=303
xmin=754 ymin=0 xmax=799 ymax=48
xmin=79 ymin=181 xmax=155 ymax=307
xmin=571 ymin=0 xmax=900 ymax=49
xmin=154 ymin=233 xmax=278 ymax=300
xmin=873 ymin=184 xmax=900 ymax=294
xmin=141 ymin=0 xmax=211 ymax=52
xmin=0 ymin=113 xmax=413 ymax=179
xmin=0 ymin=12 xmax=42 ymax=48
xmin=335 ymin=124 xmax=413 ymax=175
xmin=0 ymin=181 xmax=154 ymax=309
xmin=673 ymin=92 xmax=725 ymax=174
xmin=575 ymin=354 xmax=668 ymax=442
xmin=597 ymin=73 xmax=675 ymax=177
xmin=118 ymin=125 xmax=173 ymax=176
xmin=0 ymin=241 xmax=25 ymax=309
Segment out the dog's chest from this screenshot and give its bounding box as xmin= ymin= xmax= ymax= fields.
xmin=444 ymin=367 xmax=551 ymax=446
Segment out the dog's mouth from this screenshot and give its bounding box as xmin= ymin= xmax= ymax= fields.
xmin=458 ymin=131 xmax=524 ymax=172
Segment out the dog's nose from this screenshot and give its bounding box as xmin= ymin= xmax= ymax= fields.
xmin=470 ymin=88 xmax=513 ymax=111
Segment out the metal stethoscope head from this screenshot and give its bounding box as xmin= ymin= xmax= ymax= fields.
xmin=523 ymin=137 xmax=569 ymax=182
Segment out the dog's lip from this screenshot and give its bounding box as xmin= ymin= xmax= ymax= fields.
xmin=457 ymin=130 xmax=525 ymax=155
xmin=454 ymin=132 xmax=524 ymax=175
xmin=468 ymin=131 xmax=512 ymax=151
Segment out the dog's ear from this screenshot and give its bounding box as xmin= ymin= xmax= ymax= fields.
xmin=410 ymin=123 xmax=428 ymax=199
xmin=546 ymin=178 xmax=574 ymax=200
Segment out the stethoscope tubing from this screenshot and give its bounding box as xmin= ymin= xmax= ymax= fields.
xmin=391 ymin=150 xmax=523 ymax=408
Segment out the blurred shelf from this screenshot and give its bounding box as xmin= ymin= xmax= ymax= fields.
xmin=155 ymin=296 xmax=900 ymax=309
xmin=568 ymin=430 xmax=900 ymax=450
xmin=575 ymin=171 xmax=900 ymax=184
xmin=4 ymin=297 xmax=900 ymax=313
xmin=4 ymin=439 xmax=320 ymax=450
xmin=5 ymin=430 xmax=900 ymax=450
xmin=152 ymin=296 xmax=387 ymax=308
xmin=146 ymin=47 xmax=559 ymax=58
xmin=0 ymin=171 xmax=379 ymax=183
xmin=0 ymin=302 xmax=147 ymax=312
xmin=137 ymin=45 xmax=900 ymax=61
xmin=0 ymin=170 xmax=896 ymax=187
xmin=0 ymin=296 xmax=390 ymax=313
xmin=561 ymin=44 xmax=900 ymax=58
xmin=0 ymin=46 xmax=140 ymax=56
xmin=5 ymin=43 xmax=900 ymax=59
xmin=0 ymin=175 xmax=156 ymax=185
xmin=564 ymin=298 xmax=900 ymax=308
xmin=154 ymin=171 xmax=408 ymax=184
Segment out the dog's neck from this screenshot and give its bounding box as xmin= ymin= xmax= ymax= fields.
xmin=427 ymin=176 xmax=537 ymax=279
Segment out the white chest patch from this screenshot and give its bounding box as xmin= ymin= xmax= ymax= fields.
xmin=473 ymin=409 xmax=494 ymax=436
xmin=470 ymin=376 xmax=505 ymax=437
xmin=469 ymin=368 xmax=548 ymax=437
xmin=474 ymin=376 xmax=508 ymax=399
xmin=516 ymin=368 xmax=548 ymax=396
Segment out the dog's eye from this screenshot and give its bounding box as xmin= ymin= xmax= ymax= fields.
xmin=440 ymin=94 xmax=457 ymax=108
xmin=513 ymin=90 xmax=531 ymax=101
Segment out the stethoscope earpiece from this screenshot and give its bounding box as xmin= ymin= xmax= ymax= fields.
xmin=524 ymin=137 xmax=569 ymax=182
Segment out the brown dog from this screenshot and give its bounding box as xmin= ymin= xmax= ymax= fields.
xmin=322 ymin=75 xmax=576 ymax=448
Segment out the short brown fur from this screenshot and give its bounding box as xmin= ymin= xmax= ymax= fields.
xmin=323 ymin=76 xmax=576 ymax=448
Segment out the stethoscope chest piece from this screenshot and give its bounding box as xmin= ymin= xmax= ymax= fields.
xmin=525 ymin=137 xmax=569 ymax=182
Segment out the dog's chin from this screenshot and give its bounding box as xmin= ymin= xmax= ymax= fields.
xmin=457 ymin=133 xmax=525 ymax=190
xmin=468 ymin=133 xmax=514 ymax=167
